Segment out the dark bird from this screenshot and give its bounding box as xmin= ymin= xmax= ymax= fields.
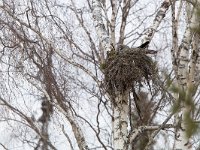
xmin=138 ymin=41 xmax=150 ymax=49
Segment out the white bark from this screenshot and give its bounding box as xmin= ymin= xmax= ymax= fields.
xmin=92 ymin=0 xmax=110 ymax=61
xmin=141 ymin=0 xmax=170 ymax=46
xmin=171 ymin=0 xmax=183 ymax=78
xmin=173 ymin=2 xmax=198 ymax=149
xmin=193 ymin=2 xmax=200 ymax=84
xmin=129 ymin=124 xmax=173 ymax=145
xmin=113 ymin=91 xmax=129 ymax=150
xmin=176 ymin=25 xmax=192 ymax=87
xmin=110 ymin=0 xmax=117 ymax=46
xmin=173 ymin=107 xmax=193 ymax=150
xmin=173 ymin=32 xmax=193 ymax=150
xmin=118 ymin=0 xmax=131 ymax=45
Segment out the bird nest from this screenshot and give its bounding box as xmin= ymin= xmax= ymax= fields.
xmin=103 ymin=49 xmax=156 ymax=96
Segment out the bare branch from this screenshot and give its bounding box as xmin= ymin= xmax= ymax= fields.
xmin=140 ymin=0 xmax=171 ymax=47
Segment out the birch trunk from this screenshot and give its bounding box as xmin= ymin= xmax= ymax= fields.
xmin=173 ymin=1 xmax=198 ymax=149
xmin=92 ymin=0 xmax=110 ymax=61
xmin=92 ymin=1 xmax=130 ymax=149
xmin=113 ymin=91 xmax=129 ymax=150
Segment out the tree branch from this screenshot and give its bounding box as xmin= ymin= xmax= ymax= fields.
xmin=140 ymin=0 xmax=170 ymax=47
xmin=92 ymin=0 xmax=110 ymax=62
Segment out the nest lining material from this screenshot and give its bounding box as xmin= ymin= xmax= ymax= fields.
xmin=103 ymin=48 xmax=156 ymax=95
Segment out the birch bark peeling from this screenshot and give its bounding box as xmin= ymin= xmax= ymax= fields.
xmin=92 ymin=0 xmax=110 ymax=61
xmin=141 ymin=0 xmax=170 ymax=46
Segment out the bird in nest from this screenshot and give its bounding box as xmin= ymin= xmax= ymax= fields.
xmin=116 ymin=42 xmax=157 ymax=55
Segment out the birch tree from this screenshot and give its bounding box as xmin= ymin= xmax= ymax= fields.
xmin=0 ymin=0 xmax=200 ymax=150
xmin=171 ymin=1 xmax=200 ymax=149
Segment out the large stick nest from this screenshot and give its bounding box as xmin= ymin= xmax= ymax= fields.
xmin=103 ymin=48 xmax=156 ymax=95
